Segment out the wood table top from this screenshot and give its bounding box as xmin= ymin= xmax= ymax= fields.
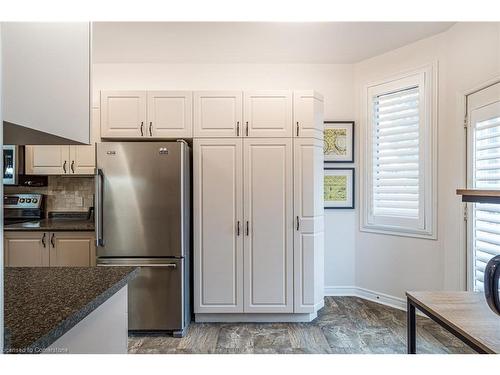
xmin=456 ymin=189 xmax=500 ymax=204
xmin=406 ymin=291 xmax=500 ymax=354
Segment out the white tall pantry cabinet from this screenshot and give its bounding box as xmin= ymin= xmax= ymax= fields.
xmin=194 ymin=90 xmax=324 ymax=322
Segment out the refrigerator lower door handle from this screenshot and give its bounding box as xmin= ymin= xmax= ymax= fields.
xmin=97 ymin=262 xmax=177 ymax=269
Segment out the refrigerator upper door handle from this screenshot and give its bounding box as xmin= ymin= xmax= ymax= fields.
xmin=95 ymin=168 xmax=104 ymax=247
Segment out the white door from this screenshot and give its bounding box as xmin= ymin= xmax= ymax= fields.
xmin=4 ymin=232 xmax=49 ymax=267
xmin=147 ymin=91 xmax=193 ymax=138
xmin=49 ymin=232 xmax=96 ymax=267
xmin=193 ymin=91 xmax=243 ymax=137
xmin=69 ymin=145 xmax=95 ymax=175
xmin=193 ymin=138 xmax=244 ymax=313
xmin=101 ymin=91 xmax=147 ymax=138
xmin=243 ymin=138 xmax=293 ymax=312
xmin=25 ymin=145 xmax=70 ymax=175
xmin=467 ymin=82 xmax=500 ymax=291
xmin=244 ymin=91 xmax=292 ymax=138
xmin=69 ymin=106 xmax=98 ymax=174
xmin=293 ymin=91 xmax=324 ymax=139
xmin=293 ymin=138 xmax=325 ymax=313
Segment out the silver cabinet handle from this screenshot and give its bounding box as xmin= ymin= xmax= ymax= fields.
xmin=246 ymin=221 xmax=249 ymax=236
xmin=71 ymin=160 xmax=75 ymax=173
xmin=98 ymin=263 xmax=177 ymax=268
xmin=140 ymin=122 xmax=144 ymax=136
xmin=149 ymin=122 xmax=153 ymax=136
xmin=296 ymin=216 xmax=300 ymax=231
xmin=245 ymin=121 xmax=249 ymax=136
xmin=237 ymin=221 xmax=240 ymax=236
xmin=296 ymin=121 xmax=299 ymax=137
xmin=50 ymin=233 xmax=55 ymax=248
xmin=41 ymin=233 xmax=46 ymax=248
xmin=63 ymin=160 xmax=67 ymax=173
xmin=95 ymin=169 xmax=104 ymax=247
xmin=236 ymin=121 xmax=240 ymax=136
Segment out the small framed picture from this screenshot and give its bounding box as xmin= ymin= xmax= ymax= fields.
xmin=324 ymin=121 xmax=355 ymax=163
xmin=324 ymin=168 xmax=355 ymax=209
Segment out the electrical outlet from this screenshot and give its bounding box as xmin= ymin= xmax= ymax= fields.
xmin=76 ymin=196 xmax=84 ymax=207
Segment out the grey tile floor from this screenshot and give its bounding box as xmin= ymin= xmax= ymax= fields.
xmin=128 ymin=296 xmax=474 ymax=354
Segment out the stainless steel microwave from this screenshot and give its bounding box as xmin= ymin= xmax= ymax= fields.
xmin=3 ymin=145 xmax=19 ymax=185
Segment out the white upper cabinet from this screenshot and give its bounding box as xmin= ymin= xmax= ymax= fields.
xmin=243 ymin=138 xmax=293 ymax=313
xmin=101 ymin=90 xmax=193 ymax=139
xmin=293 ymin=91 xmax=324 ymax=139
xmin=2 ymin=23 xmax=91 ymax=144
xmin=147 ymin=91 xmax=193 ymax=138
xmin=193 ymin=138 xmax=244 ymax=313
xmin=293 ymin=138 xmax=324 ymax=313
xmin=244 ymin=91 xmax=292 ymax=138
xmin=25 ymin=145 xmax=71 ymax=175
xmin=25 ymin=108 xmax=99 ymax=175
xmin=194 ymin=91 xmax=243 ymax=137
xmin=101 ymin=91 xmax=147 ymax=138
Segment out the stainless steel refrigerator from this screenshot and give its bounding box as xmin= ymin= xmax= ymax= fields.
xmin=95 ymin=141 xmax=190 ymax=337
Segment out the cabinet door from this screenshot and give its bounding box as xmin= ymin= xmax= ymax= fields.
xmin=4 ymin=232 xmax=49 ymax=267
xmin=244 ymin=91 xmax=292 ymax=137
xmin=193 ymin=139 xmax=243 ymax=313
xmin=193 ymin=91 xmax=243 ymax=137
xmin=101 ymin=91 xmax=147 ymax=138
xmin=49 ymin=232 xmax=96 ymax=267
xmin=293 ymin=91 xmax=324 ymax=139
xmin=68 ymin=107 xmax=98 ymax=175
xmin=293 ymin=138 xmax=324 ymax=313
xmin=147 ymin=91 xmax=193 ymax=138
xmin=243 ymin=138 xmax=293 ymax=312
xmin=25 ymin=145 xmax=70 ymax=175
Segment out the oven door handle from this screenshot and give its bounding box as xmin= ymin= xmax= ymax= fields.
xmin=95 ymin=168 xmax=104 ymax=247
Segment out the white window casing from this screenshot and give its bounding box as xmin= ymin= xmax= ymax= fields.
xmin=361 ymin=65 xmax=437 ymax=238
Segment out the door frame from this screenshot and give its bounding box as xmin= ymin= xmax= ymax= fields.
xmin=463 ymin=76 xmax=500 ymax=291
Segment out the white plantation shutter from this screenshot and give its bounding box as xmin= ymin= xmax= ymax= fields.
xmin=372 ymin=87 xmax=420 ymax=219
xmin=472 ymin=114 xmax=500 ymax=291
xmin=362 ymin=67 xmax=435 ymax=238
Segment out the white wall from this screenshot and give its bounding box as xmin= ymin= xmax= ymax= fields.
xmin=354 ymin=22 xmax=500 ymax=301
xmin=93 ymin=63 xmax=357 ymax=288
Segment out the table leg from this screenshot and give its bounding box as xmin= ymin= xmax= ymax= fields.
xmin=407 ymin=299 xmax=416 ymax=354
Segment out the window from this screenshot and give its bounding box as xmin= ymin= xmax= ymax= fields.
xmin=361 ymin=66 xmax=436 ymax=238
xmin=467 ymin=82 xmax=500 ymax=291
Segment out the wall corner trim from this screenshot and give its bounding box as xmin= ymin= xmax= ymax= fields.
xmin=324 ymin=286 xmax=406 ymax=311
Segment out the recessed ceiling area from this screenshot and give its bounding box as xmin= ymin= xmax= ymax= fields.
xmin=92 ymin=22 xmax=454 ymax=64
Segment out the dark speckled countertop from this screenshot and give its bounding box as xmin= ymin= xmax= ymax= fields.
xmin=4 ymin=267 xmax=139 ymax=354
xmin=4 ymin=218 xmax=95 ymax=232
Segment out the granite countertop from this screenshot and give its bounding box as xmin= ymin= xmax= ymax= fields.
xmin=4 ymin=266 xmax=139 ymax=354
xmin=4 ymin=218 xmax=95 ymax=232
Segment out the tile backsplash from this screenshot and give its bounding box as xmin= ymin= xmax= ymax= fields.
xmin=5 ymin=176 xmax=94 ymax=215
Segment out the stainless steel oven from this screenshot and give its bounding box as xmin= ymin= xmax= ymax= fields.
xmin=3 ymin=145 xmax=19 ymax=185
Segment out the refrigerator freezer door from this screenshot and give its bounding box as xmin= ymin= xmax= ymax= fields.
xmin=98 ymin=258 xmax=185 ymax=331
xmin=96 ymin=142 xmax=187 ymax=258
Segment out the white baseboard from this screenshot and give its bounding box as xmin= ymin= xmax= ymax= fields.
xmin=324 ymin=286 xmax=406 ymax=311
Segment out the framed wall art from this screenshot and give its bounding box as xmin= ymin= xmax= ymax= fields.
xmin=324 ymin=121 xmax=355 ymax=163
xmin=324 ymin=167 xmax=355 ymax=209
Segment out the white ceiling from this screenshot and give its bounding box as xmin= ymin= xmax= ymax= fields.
xmin=92 ymin=22 xmax=454 ymax=64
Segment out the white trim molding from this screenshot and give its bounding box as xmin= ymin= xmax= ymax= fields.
xmin=359 ymin=63 xmax=438 ymax=239
xmin=324 ymin=286 xmax=406 ymax=311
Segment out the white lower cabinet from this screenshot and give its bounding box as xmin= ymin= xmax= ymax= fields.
xmin=243 ymin=138 xmax=293 ymax=313
xmin=4 ymin=231 xmax=95 ymax=267
xmin=193 ymin=138 xmax=244 ymax=313
xmin=293 ymin=138 xmax=325 ymax=313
